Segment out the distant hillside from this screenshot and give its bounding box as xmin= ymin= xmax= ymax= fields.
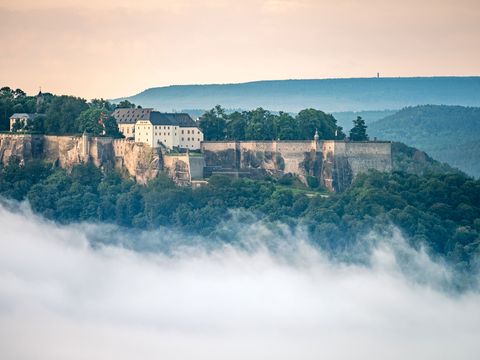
xmin=369 ymin=105 xmax=480 ymax=178
xmin=114 ymin=77 xmax=480 ymax=113
xmin=331 ymin=110 xmax=397 ymax=131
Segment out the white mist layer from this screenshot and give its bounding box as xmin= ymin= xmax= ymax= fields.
xmin=0 ymin=203 xmax=479 ymax=360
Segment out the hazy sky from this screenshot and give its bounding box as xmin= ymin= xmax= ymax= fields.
xmin=1 ymin=0 xmax=479 ymax=99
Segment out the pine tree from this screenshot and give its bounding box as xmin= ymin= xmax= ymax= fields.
xmin=349 ymin=116 xmax=368 ymax=141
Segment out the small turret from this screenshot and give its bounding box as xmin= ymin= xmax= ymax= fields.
xmin=314 ymin=129 xmax=319 ymax=141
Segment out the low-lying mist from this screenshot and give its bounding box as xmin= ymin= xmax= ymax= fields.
xmin=0 ymin=201 xmax=479 ymax=360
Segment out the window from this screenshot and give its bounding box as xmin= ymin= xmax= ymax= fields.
xmin=181 ymin=130 xmax=184 ymax=134
xmin=182 ymin=137 xmax=184 ymax=141
xmin=187 ymin=137 xmax=190 ymax=141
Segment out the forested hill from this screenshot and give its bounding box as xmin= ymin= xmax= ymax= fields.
xmin=114 ymin=77 xmax=480 ymax=113
xmin=369 ymin=105 xmax=480 ymax=178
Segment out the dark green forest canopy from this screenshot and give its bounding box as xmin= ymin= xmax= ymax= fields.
xmin=0 ymin=87 xmax=122 ymax=137
xmin=369 ymin=105 xmax=480 ymax=178
xmin=198 ymin=105 xmax=347 ymax=141
xmin=1 ymin=153 xmax=478 ymax=284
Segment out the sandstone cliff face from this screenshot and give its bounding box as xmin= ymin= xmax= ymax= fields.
xmin=114 ymin=140 xmax=162 ymax=184
xmin=0 ymin=134 xmax=35 ymax=165
xmin=0 ymin=134 xmax=162 ymax=184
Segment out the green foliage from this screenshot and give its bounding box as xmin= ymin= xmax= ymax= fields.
xmin=115 ymin=100 xmax=137 ymax=109
xmin=0 ymin=87 xmax=38 ymax=131
xmin=349 ymin=116 xmax=368 ymax=141
xmin=391 ymin=142 xmax=462 ymax=176
xmin=75 ymin=108 xmax=122 ymax=138
xmin=44 ymin=95 xmax=89 ymax=134
xmin=1 ymin=159 xmax=479 ymax=274
xmin=199 ymin=106 xmax=345 ymax=141
xmin=199 ymin=105 xmax=227 ymax=140
xmin=369 ymin=105 xmax=480 ymax=178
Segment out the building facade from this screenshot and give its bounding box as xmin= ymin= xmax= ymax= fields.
xmin=111 ymin=108 xmax=153 ymax=139
xmin=9 ymin=113 xmax=39 ymax=131
xmin=134 ymin=112 xmax=203 ymax=150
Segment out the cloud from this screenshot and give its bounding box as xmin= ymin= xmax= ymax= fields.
xmin=0 ymin=201 xmax=479 ymax=360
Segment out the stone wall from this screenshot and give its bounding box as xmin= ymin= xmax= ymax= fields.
xmin=163 ymin=153 xmax=206 ymax=185
xmin=0 ymin=134 xmax=392 ymax=192
xmin=202 ymin=140 xmax=392 ymax=192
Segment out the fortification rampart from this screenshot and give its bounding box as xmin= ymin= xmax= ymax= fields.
xmin=202 ymin=140 xmax=392 ymax=191
xmin=0 ymin=134 xmax=392 ymax=192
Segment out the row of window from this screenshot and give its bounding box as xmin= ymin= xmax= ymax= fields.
xmin=181 ymin=129 xmax=201 ymax=135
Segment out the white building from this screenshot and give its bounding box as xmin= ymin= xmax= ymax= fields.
xmin=111 ymin=108 xmax=153 ymax=139
xmin=9 ymin=113 xmax=39 ymax=131
xmin=113 ymin=109 xmax=203 ymax=150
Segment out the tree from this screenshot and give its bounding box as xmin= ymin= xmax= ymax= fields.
xmin=75 ymin=108 xmax=122 ymax=137
xmin=199 ymin=105 xmax=227 ymax=140
xmin=90 ymin=98 xmax=114 ymax=111
xmin=116 ymin=100 xmax=136 ymax=109
xmin=225 ymin=111 xmax=247 ymax=140
xmin=244 ymin=108 xmax=276 ymax=140
xmin=275 ymin=112 xmax=298 ymax=140
xmin=296 ymin=109 xmax=344 ymax=140
xmin=349 ymin=116 xmax=369 ymax=141
xmin=44 ymin=95 xmax=88 ymax=134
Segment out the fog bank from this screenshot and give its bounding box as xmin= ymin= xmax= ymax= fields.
xmin=0 ymin=202 xmax=479 ymax=360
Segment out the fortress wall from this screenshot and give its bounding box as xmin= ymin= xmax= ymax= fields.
xmin=189 ymin=156 xmax=206 ymax=180
xmin=343 ymin=142 xmax=392 ymax=177
xmin=163 ymin=154 xmax=191 ymax=185
xmin=274 ymin=141 xmax=312 ymax=154
xmin=201 ymin=141 xmax=237 ymax=152
xmin=42 ymin=135 xmax=84 ymax=167
xmin=201 ymin=141 xmax=239 ymax=169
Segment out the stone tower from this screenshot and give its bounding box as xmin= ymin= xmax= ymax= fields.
xmin=36 ymin=89 xmax=44 ymax=113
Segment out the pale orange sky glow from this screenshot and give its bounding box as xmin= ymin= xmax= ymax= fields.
xmin=1 ymin=0 xmax=479 ymax=99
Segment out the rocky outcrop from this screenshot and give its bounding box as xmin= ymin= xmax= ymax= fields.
xmin=0 ymin=134 xmax=162 ymax=184
xmin=113 ymin=140 xmax=162 ymax=184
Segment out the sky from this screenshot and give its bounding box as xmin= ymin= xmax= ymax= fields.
xmin=1 ymin=201 xmax=480 ymax=360
xmin=0 ymin=0 xmax=479 ymax=99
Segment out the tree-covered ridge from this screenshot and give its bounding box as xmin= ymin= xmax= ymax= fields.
xmin=1 ymin=155 xmax=478 ymax=282
xmin=113 ymin=77 xmax=480 ymax=113
xmin=369 ymin=105 xmax=480 ymax=178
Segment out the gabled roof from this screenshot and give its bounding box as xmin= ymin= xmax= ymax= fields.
xmin=164 ymin=113 xmax=197 ymax=127
xmin=140 ymin=111 xmax=198 ymax=127
xmin=149 ymin=112 xmax=175 ymax=126
xmin=112 ymin=108 xmax=153 ymax=124
xmin=10 ymin=113 xmax=37 ymax=119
